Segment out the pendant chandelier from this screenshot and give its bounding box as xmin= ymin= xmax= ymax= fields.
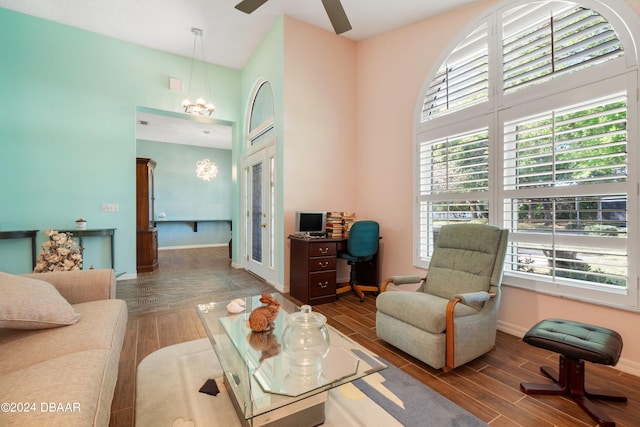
xmin=195 ymin=158 xmax=218 ymax=181
xmin=182 ymin=27 xmax=215 ymax=116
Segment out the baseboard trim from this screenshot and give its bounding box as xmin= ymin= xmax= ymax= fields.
xmin=158 ymin=243 xmax=227 ymax=250
xmin=497 ymin=320 xmax=528 ymax=338
xmin=497 ymin=320 xmax=640 ymax=377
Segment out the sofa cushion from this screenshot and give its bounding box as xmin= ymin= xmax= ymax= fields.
xmin=0 ymin=272 xmax=80 ymax=330
xmin=0 ymin=299 xmax=127 ymax=376
xmin=0 ymin=349 xmax=116 ymax=427
xmin=376 ymin=291 xmax=479 ymax=334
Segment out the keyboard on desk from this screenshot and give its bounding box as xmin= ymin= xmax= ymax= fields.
xmin=297 ymin=232 xmax=326 ymax=238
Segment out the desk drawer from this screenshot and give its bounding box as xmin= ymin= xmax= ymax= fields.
xmin=308 ymin=256 xmax=336 ymax=272
xmin=309 ymin=242 xmax=336 ymax=257
xmin=308 ymin=271 xmax=336 ymax=297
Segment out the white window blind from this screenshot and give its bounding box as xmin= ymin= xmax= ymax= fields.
xmin=503 ymin=93 xmax=627 ymax=190
xmin=502 ymin=92 xmax=628 ymax=289
xmin=503 ymin=4 xmax=624 ymax=93
xmin=418 ymin=128 xmax=489 ymax=259
xmin=415 ymin=1 xmax=637 ymax=307
xmin=421 ymin=24 xmax=489 ymax=121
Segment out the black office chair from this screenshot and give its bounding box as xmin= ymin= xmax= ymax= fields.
xmin=336 ymin=220 xmax=380 ymax=302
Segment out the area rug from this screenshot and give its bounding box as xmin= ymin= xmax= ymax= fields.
xmin=136 ymin=338 xmax=487 ymax=427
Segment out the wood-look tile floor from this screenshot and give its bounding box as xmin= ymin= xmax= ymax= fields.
xmin=109 ymin=247 xmax=639 ymax=427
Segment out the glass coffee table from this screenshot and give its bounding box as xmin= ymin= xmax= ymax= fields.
xmin=196 ymin=293 xmax=386 ymax=427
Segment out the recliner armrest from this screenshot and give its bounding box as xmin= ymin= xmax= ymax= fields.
xmin=390 ymin=275 xmax=423 ymax=285
xmin=380 ymin=275 xmax=426 ymax=292
xmin=453 ymin=291 xmax=495 ymax=305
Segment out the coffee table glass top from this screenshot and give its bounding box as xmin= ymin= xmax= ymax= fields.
xmin=196 ymin=293 xmax=386 ymax=421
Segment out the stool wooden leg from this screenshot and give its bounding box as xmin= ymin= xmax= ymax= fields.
xmin=520 ymin=355 xmax=626 ymax=427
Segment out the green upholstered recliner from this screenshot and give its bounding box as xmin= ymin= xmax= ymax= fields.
xmin=376 ymin=224 xmax=508 ymax=372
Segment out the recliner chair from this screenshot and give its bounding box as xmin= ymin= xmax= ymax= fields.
xmin=376 ymin=223 xmax=508 ymax=372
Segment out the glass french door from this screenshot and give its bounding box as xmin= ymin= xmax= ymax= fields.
xmin=243 ymin=143 xmax=276 ymax=283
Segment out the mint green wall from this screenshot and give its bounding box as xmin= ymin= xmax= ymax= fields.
xmin=136 ymin=140 xmax=232 ymax=248
xmin=0 ymin=9 xmax=241 ymax=275
xmin=240 ymin=18 xmax=286 ymax=285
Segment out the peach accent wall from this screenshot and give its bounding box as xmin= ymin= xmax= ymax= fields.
xmin=355 ymin=0 xmax=640 ymax=374
xmin=355 ymin=0 xmax=500 ymax=283
xmin=282 ymin=17 xmax=358 ymax=290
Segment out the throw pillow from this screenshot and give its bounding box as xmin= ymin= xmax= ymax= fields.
xmin=0 ymin=272 xmax=81 ymax=329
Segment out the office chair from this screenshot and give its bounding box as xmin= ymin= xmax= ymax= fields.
xmin=336 ymin=220 xmax=380 ymax=302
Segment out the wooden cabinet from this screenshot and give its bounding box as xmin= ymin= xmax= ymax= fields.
xmin=136 ymin=157 xmax=158 ymax=273
xmin=289 ymin=237 xmax=337 ymax=305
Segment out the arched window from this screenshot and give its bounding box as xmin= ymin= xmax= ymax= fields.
xmin=248 ymin=80 xmax=274 ymax=146
xmin=415 ymin=0 xmax=639 ymax=308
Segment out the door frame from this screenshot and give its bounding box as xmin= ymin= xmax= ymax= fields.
xmin=241 ymin=139 xmax=277 ymax=284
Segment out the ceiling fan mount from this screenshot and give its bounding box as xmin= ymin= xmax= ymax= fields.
xmin=235 ymin=0 xmax=352 ymax=35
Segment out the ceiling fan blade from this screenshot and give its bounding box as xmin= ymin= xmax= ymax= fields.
xmin=321 ymin=0 xmax=352 ymax=34
xmin=235 ymin=0 xmax=269 ymax=14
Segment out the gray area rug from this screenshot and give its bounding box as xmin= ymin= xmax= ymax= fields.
xmin=136 ymin=338 xmax=487 ymax=427
xmin=352 ymin=349 xmax=487 ymax=426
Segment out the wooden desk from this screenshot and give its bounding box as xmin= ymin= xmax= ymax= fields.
xmin=58 ymin=228 xmax=116 ymax=269
xmin=0 ymin=230 xmax=39 ymax=270
xmin=288 ymin=235 xmax=380 ymax=305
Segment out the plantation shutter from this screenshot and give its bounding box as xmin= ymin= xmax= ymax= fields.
xmin=502 ymin=92 xmax=628 ymax=287
xmin=503 ymin=93 xmax=628 ymax=190
xmin=418 ymin=128 xmax=489 ymax=259
xmin=503 ymin=4 xmax=624 ymax=93
xmin=421 ymin=25 xmax=489 ymax=121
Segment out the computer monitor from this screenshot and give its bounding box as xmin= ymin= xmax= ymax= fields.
xmin=294 ymin=211 xmax=327 ymax=236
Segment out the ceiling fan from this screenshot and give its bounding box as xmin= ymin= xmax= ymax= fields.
xmin=235 ymin=0 xmax=352 ymax=35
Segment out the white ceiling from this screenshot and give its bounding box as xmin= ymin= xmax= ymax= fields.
xmin=0 ymin=0 xmax=482 ymax=70
xmin=0 ymin=0 xmax=483 ymax=149
xmin=136 ymin=112 xmax=233 ymax=150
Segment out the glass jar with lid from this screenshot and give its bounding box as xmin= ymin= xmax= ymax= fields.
xmin=281 ymin=305 xmax=330 ymax=376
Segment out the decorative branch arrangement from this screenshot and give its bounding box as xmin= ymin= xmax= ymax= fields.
xmin=33 ymin=229 xmax=83 ymax=273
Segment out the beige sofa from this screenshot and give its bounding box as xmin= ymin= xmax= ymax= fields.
xmin=0 ymin=269 xmax=127 ymax=426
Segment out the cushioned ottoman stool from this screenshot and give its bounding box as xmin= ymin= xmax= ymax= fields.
xmin=520 ymin=319 xmax=627 ymax=427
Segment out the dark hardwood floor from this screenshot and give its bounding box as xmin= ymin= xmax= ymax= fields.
xmin=109 ymin=247 xmax=639 ymax=427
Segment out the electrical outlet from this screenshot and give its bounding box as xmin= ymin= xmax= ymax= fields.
xmin=100 ymin=203 xmax=119 ymax=212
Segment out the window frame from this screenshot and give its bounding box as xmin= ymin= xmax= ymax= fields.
xmin=413 ymin=0 xmax=640 ymax=310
